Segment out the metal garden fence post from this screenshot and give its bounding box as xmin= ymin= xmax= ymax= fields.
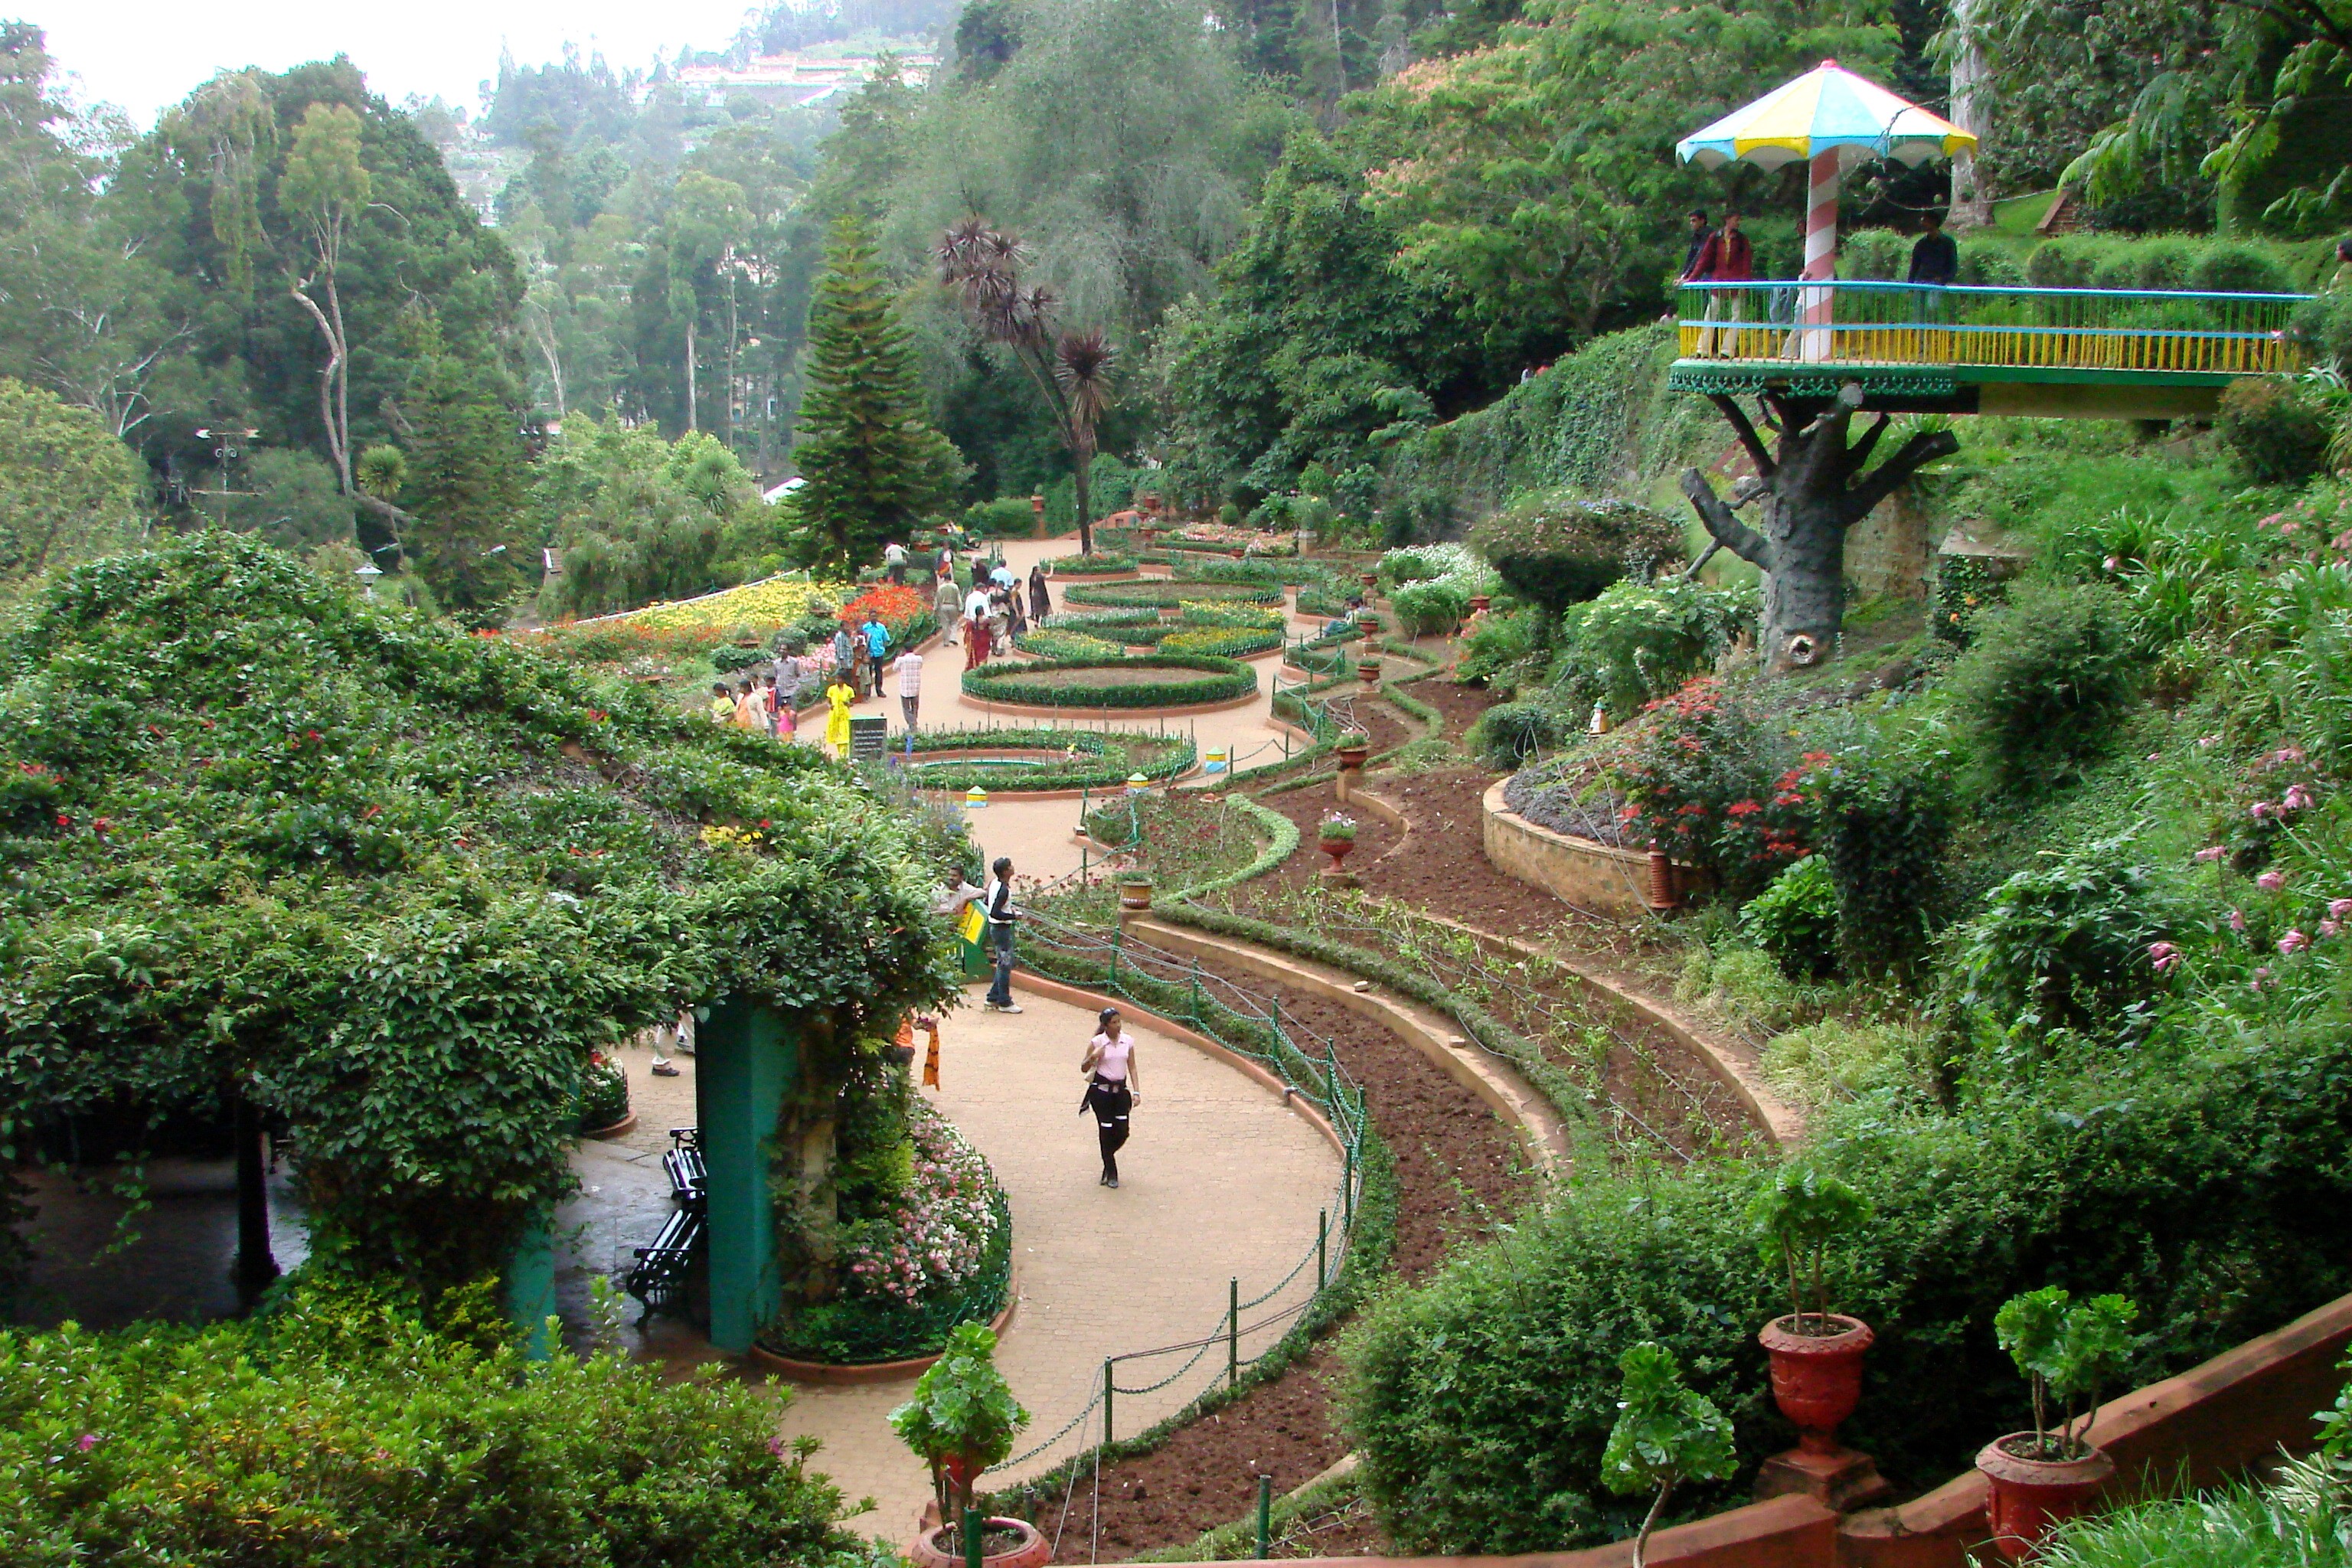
xmin=1227 ymin=1276 xmax=1239 ymax=1388
xmin=964 ymin=1508 xmax=982 ymax=1568
xmin=1256 ymin=1474 xmax=1273 ymax=1559
xmin=1344 ymin=1144 xmax=1355 ymax=1228
xmin=1103 ymin=1358 xmax=1115 ymax=1446
xmin=1316 ymin=1210 xmax=1327 ymax=1292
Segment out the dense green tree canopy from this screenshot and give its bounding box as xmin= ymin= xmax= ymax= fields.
xmin=0 ymin=377 xmax=147 ymax=584
xmin=0 ymin=534 xmax=957 ymax=1295
xmin=536 ymin=417 xmax=771 ymax=616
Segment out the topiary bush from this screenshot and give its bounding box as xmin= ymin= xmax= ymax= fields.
xmin=963 ymin=497 xmax=1037 ymax=538
xmin=1063 ymin=580 xmax=1284 ymax=610
xmin=1470 ymin=700 xmax=1570 ymax=768
xmin=1391 ymin=579 xmax=1470 ymax=637
xmin=1043 ymin=553 xmax=1136 ymax=575
xmin=2216 ymin=376 xmax=2335 ymax=485
xmin=1941 ymin=580 xmax=2138 ymax=795
xmin=1553 ymin=579 xmax=1756 ymax=722
xmin=0 ymin=1280 xmax=872 ymax=1564
xmin=1469 ymin=495 xmax=1685 ymax=646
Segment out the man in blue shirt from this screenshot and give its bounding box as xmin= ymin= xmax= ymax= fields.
xmin=861 ymin=612 xmax=891 ymax=698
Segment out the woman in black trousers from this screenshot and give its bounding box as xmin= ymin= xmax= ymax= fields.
xmin=1081 ymin=1007 xmax=1141 ymax=1187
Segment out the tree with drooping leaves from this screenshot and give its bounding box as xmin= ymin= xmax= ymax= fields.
xmin=1599 ymin=1341 xmax=1738 ymax=1568
xmin=794 ymin=214 xmax=962 ymax=570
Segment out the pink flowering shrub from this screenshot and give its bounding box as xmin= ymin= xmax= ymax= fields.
xmin=839 ymin=1100 xmax=1005 ymax=1309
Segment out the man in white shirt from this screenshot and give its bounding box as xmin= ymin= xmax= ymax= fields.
xmin=884 ymin=540 xmax=908 ymax=584
xmin=894 ymin=648 xmax=924 ymax=733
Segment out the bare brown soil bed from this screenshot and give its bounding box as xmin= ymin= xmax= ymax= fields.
xmin=1403 ymin=671 xmax=1499 ymax=740
xmin=1032 ymin=941 xmax=1533 ymax=1561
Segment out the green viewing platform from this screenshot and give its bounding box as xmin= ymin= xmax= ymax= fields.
xmin=1670 ymin=279 xmax=2312 ymax=420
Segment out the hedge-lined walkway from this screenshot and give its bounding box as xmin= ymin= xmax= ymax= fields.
xmin=769 ymin=985 xmax=1339 ymax=1538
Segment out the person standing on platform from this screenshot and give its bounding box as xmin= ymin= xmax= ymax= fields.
xmin=1080 ymin=1006 xmax=1142 ymax=1187
xmin=1686 ymin=211 xmax=1752 ymax=357
xmin=1906 ymin=211 xmax=1958 ymax=287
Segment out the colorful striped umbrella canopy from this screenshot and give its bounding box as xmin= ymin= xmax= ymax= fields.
xmin=1676 ymin=60 xmax=1975 ymax=173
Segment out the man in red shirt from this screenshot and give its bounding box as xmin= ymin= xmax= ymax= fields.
xmin=1684 ymin=211 xmax=1753 ymax=358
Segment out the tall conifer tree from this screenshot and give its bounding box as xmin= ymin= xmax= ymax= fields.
xmin=792 ymin=214 xmax=962 ymax=568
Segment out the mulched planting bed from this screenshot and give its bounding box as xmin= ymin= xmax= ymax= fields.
xmin=1349 ymin=766 xmax=1614 ymax=940
xmin=1036 ymin=943 xmax=1533 ymax=1563
xmin=1254 ymin=781 xmax=1403 ymax=891
xmin=1403 ymin=671 xmax=1500 ymax=740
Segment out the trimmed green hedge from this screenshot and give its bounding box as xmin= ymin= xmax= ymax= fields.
xmin=1165 ymin=795 xmax=1299 ymax=901
xmin=962 ymin=654 xmax=1259 ymax=710
xmin=1044 ymin=554 xmax=1138 ymax=576
xmin=904 ymin=727 xmax=1197 ymax=792
xmin=1063 ymin=580 xmax=1285 ymax=610
xmin=1014 ymin=629 xmax=1124 ymax=660
xmin=1162 ymin=626 xmax=1284 ymax=658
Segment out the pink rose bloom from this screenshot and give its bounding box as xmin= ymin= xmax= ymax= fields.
xmin=2195 ymin=846 xmax=2227 ymax=862
xmin=2280 ymin=929 xmax=2311 ymax=955
xmin=2230 ymin=909 xmax=2248 ymax=932
xmin=2148 ymin=941 xmax=2181 ymax=974
xmin=2148 ymin=751 xmax=2163 ymax=763
xmin=2286 ymin=784 xmax=2314 ymax=810
xmin=2258 ymin=871 xmax=2287 ymax=891
xmin=2198 ymin=734 xmax=2220 ymax=747
xmin=2324 ymin=920 xmax=2342 ymax=939
xmin=2252 ymin=802 xmax=2274 ymax=819
xmin=2332 ymin=898 xmax=2352 ymax=920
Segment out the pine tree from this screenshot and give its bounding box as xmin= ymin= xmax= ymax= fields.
xmin=793 ymin=214 xmax=962 ymax=569
xmin=403 ymin=347 xmax=528 ymax=623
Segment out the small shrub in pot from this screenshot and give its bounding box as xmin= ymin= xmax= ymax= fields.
xmin=1599 ymin=1341 xmax=1736 ymax=1568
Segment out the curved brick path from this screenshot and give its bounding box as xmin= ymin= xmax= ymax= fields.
xmin=776 ymin=982 xmax=1341 ymax=1538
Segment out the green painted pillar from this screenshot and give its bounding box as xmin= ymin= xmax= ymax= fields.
xmin=697 ymin=995 xmax=801 ymax=1354
xmin=505 ymin=1211 xmax=556 ymax=1361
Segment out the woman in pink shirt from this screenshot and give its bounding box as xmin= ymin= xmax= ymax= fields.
xmin=1081 ymin=1006 xmax=1142 ymax=1188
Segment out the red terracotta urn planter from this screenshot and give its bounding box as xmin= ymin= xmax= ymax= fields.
xmin=1359 ymin=570 xmax=1378 ymax=590
xmin=1976 ymin=1435 xmax=2115 ymax=1563
xmin=1356 ymin=659 xmax=1382 ymax=684
xmin=910 ymin=1517 xmax=1051 ymax=1568
xmin=1318 ymin=836 xmax=1355 ymax=873
xmin=1759 ymin=1314 xmax=1873 ymax=1448
xmin=1335 ymin=740 xmax=1370 ymax=771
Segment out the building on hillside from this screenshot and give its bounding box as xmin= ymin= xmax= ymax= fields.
xmin=672 ymin=50 xmax=936 ymax=106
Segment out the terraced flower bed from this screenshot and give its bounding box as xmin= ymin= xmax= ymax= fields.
xmin=905 ymin=727 xmax=1196 ymax=792
xmin=962 ymin=654 xmax=1259 ymax=709
xmin=1063 ymin=579 xmax=1284 ymax=610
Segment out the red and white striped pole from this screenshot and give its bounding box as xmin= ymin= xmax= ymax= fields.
xmin=1799 ymin=145 xmax=1841 ymax=361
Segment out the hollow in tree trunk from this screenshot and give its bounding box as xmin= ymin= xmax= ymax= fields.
xmin=1680 ymin=384 xmax=1958 ymax=672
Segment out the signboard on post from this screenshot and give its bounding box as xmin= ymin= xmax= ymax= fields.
xmin=849 ymin=715 xmax=888 ymax=765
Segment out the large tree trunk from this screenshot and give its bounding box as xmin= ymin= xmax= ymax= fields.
xmin=1681 ymin=385 xmax=1958 ymax=671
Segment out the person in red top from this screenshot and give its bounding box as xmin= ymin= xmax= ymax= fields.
xmin=1685 ymin=211 xmax=1753 ymax=358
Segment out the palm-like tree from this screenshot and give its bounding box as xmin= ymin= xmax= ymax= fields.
xmin=937 ymin=220 xmax=1118 ymax=554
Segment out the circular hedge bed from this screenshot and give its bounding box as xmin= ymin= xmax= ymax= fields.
xmin=906 ymin=727 xmax=1197 ymax=791
xmin=964 ymin=653 xmax=1259 ymax=709
xmin=1063 ymin=579 xmax=1284 ymax=610
xmin=1044 ymin=553 xmax=1138 ymax=575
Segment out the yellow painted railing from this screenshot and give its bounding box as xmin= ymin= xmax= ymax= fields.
xmin=1677 ymin=280 xmax=2310 ymax=378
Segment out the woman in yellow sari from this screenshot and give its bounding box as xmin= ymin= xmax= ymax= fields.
xmin=824 ymin=672 xmax=857 ymax=758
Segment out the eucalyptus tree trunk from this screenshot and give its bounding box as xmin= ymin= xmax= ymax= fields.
xmin=1680 ymin=385 xmax=1958 ymax=671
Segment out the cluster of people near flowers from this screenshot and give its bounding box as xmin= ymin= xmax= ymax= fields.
xmin=705 ymin=537 xmax=1064 ymax=759
xmin=939 ymin=549 xmax=1054 ymax=668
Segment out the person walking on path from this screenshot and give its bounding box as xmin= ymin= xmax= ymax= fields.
xmin=861 ymin=612 xmax=891 ymax=697
xmin=982 ymin=856 xmax=1023 ymax=1013
xmin=1028 ymin=564 xmax=1051 ymax=625
xmin=831 ymin=621 xmax=859 ymax=696
xmin=1005 ymin=580 xmax=1027 ymax=641
xmin=824 ymin=670 xmax=857 ymax=759
xmin=1080 ymin=1007 xmax=1142 ymax=1187
xmin=884 ymin=540 xmax=909 ymax=585
xmin=733 ymin=679 xmax=766 ymax=732
xmin=965 ymin=582 xmax=993 ymax=668
xmin=894 ymin=646 xmax=924 ymax=735
xmin=936 ymin=573 xmax=962 ymax=645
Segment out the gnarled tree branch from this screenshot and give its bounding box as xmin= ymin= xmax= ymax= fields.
xmin=1681 ymin=469 xmax=1772 ymax=571
xmin=1841 ymin=429 xmax=1960 ymax=526
xmin=1707 ymin=393 xmax=1776 ymax=477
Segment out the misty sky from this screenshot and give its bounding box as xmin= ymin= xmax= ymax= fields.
xmin=41 ymin=0 xmax=764 ymax=126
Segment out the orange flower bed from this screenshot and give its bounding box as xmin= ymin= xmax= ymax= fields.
xmin=835 ymin=583 xmax=931 ymax=626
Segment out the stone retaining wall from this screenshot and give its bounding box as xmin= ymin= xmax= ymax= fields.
xmin=1481 ymin=779 xmax=1651 ymax=918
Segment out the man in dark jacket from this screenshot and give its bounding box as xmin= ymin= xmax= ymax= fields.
xmin=1688 ymin=212 xmax=1753 ymax=356
xmin=1907 ymin=211 xmax=1958 ymax=286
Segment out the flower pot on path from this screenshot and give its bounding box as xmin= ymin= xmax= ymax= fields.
xmin=1976 ymin=1436 xmax=2115 ymax=1563
xmin=1117 ymin=877 xmax=1153 ymax=913
xmin=910 ymin=1517 xmax=1051 ymax=1568
xmin=1356 ymin=660 xmax=1382 ymax=685
xmin=1753 ymin=1314 xmax=1890 ymax=1511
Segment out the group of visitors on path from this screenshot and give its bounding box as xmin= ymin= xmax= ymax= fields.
xmin=946 ymin=554 xmax=1054 ymax=669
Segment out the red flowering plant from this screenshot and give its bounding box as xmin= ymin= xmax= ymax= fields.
xmin=1614 ymin=678 xmax=1815 ymax=901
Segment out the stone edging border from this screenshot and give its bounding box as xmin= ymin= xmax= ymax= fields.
xmin=1119 ymin=915 xmax=1567 ymax=1178
xmin=1479 ymin=778 xmax=1652 ymax=920
xmin=1004 ymin=969 xmax=1343 ymax=1155
xmin=747 ymin=1259 xmax=1021 ymax=1386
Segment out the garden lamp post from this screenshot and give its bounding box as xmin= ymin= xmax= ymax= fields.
xmin=1675 ymin=61 xmax=1974 ymax=361
xmin=354 ymin=560 xmax=382 ymax=599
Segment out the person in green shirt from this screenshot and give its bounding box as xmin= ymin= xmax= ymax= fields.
xmin=708 ymin=683 xmax=734 ymax=724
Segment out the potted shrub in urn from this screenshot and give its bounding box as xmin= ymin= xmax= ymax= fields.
xmin=892 ymin=1325 xmax=1046 ymax=1568
xmin=1356 ymin=657 xmax=1383 ymax=685
xmin=1977 ymin=1289 xmax=2138 ymax=1562
xmin=1318 ymin=812 xmax=1358 ymax=874
xmin=1334 ymin=731 xmax=1371 ymax=772
xmin=1599 ymin=1341 xmax=1737 ymax=1568
xmin=1748 ymin=1163 xmax=1886 ymax=1507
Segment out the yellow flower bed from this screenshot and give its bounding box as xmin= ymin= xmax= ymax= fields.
xmin=622 ymin=577 xmax=849 ymax=630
